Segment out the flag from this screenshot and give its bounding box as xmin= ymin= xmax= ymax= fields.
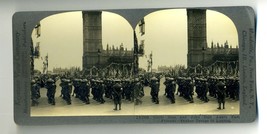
xmin=138 ymin=18 xmax=145 ymax=36
xmin=35 ymin=23 xmax=41 ymax=38
xmin=138 ymin=40 xmax=145 ymax=55
xmin=34 ymin=42 xmax=40 ymax=58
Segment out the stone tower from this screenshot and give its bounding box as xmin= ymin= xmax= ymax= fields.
xmin=187 ymin=9 xmax=207 ymax=67
xmin=82 ymin=11 xmax=102 ymax=69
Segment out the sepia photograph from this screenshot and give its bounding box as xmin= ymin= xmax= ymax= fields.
xmin=29 ymin=9 xmax=240 ymax=117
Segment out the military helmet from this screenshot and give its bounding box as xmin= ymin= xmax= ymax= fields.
xmin=82 ymin=79 xmax=88 ymax=82
xmin=151 ymin=76 xmax=158 ymax=81
xmin=47 ymin=78 xmax=54 ymax=83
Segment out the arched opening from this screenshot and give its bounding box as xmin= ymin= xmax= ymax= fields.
xmin=31 ymin=11 xmax=133 ymax=75
xmin=134 ymin=8 xmax=238 ymax=76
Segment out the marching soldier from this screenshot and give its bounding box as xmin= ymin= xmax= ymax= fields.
xmin=112 ymin=79 xmax=123 ymax=110
xmin=201 ymin=79 xmax=209 ymax=103
xmin=168 ymin=78 xmax=176 ymax=104
xmin=98 ymin=80 xmax=105 ymax=104
xmin=31 ymin=80 xmax=40 ymax=106
xmin=45 ymin=78 xmax=56 ymax=105
xmin=60 ymin=79 xmax=72 ymax=105
xmin=208 ymin=77 xmax=217 ymax=98
xmin=80 ymin=79 xmax=90 ymax=104
xmin=233 ymin=78 xmax=239 ymax=100
xmin=104 ymin=79 xmax=113 ymax=99
xmin=150 ymin=77 xmax=160 ymax=104
xmin=124 ymin=79 xmax=132 ymax=101
xmin=72 ymin=78 xmax=81 ymax=98
xmin=164 ymin=77 xmax=170 ymax=96
xmin=133 ymin=78 xmax=143 ymax=105
xmin=216 ymin=78 xmax=226 ymax=109
xmin=91 ymin=79 xmax=97 ymax=101
xmin=184 ymin=78 xmax=194 ymax=103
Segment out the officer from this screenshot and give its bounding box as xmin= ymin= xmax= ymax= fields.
xmin=31 ymin=80 xmax=40 ymax=106
xmin=216 ymin=77 xmax=226 ymax=109
xmin=112 ymin=79 xmax=123 ymax=110
xmin=150 ymin=77 xmax=160 ymax=104
xmin=45 ymin=78 xmax=56 ymax=105
xmin=133 ymin=78 xmax=143 ymax=105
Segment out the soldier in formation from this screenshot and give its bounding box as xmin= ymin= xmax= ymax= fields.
xmin=31 ymin=80 xmax=40 ymax=106
xmin=45 ymin=78 xmax=56 ymax=105
xmin=176 ymin=77 xmax=194 ymax=103
xmin=225 ymin=77 xmax=239 ymax=101
xmin=91 ymin=79 xmax=105 ymax=104
xmin=133 ymin=78 xmax=143 ymax=105
xmin=72 ymin=78 xmax=81 ymax=98
xmin=60 ymin=79 xmax=72 ymax=105
xmin=79 ymin=79 xmax=90 ymax=104
xmin=149 ymin=77 xmax=160 ymax=104
xmin=31 ymin=73 xmax=239 ymax=111
xmin=164 ymin=77 xmax=176 ymax=104
xmin=195 ymin=78 xmax=209 ymax=103
xmin=123 ymin=79 xmax=134 ymax=102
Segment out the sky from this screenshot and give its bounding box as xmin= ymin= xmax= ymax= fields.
xmin=32 ymin=9 xmax=238 ymax=72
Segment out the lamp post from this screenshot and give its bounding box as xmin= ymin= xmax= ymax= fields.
xmin=133 ymin=31 xmax=139 ymax=76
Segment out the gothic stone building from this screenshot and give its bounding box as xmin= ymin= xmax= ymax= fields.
xmin=82 ymin=10 xmax=238 ymax=71
xmin=187 ymin=9 xmax=238 ymax=67
xmin=82 ymin=11 xmax=134 ymax=70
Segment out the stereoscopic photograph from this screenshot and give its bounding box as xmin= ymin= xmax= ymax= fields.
xmin=28 ymin=8 xmax=240 ymax=117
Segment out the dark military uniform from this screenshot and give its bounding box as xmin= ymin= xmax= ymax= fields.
xmin=80 ymin=79 xmax=90 ymax=104
xmin=168 ymin=79 xmax=176 ymax=104
xmin=98 ymin=81 xmax=105 ymax=104
xmin=112 ymin=80 xmax=122 ymax=110
xmin=185 ymin=79 xmax=194 ymax=103
xmin=31 ymin=80 xmax=40 ymax=106
xmin=124 ymin=79 xmax=132 ymax=101
xmin=72 ymin=79 xmax=81 ymax=98
xmin=60 ymin=79 xmax=72 ymax=105
xmin=150 ymin=77 xmax=160 ymax=104
xmin=91 ymin=79 xmax=97 ymax=101
xmin=45 ymin=78 xmax=56 ymax=105
xmin=164 ymin=77 xmax=176 ymax=104
xmin=133 ymin=79 xmax=143 ymax=105
xmin=233 ymin=79 xmax=239 ymax=100
xmin=216 ymin=79 xmax=226 ymax=109
xmin=201 ymin=80 xmax=209 ymax=102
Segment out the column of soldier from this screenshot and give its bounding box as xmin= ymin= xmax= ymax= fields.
xmin=31 ymin=75 xmax=239 ymax=110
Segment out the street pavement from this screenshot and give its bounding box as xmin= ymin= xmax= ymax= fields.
xmin=31 ymin=78 xmax=239 ymax=116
